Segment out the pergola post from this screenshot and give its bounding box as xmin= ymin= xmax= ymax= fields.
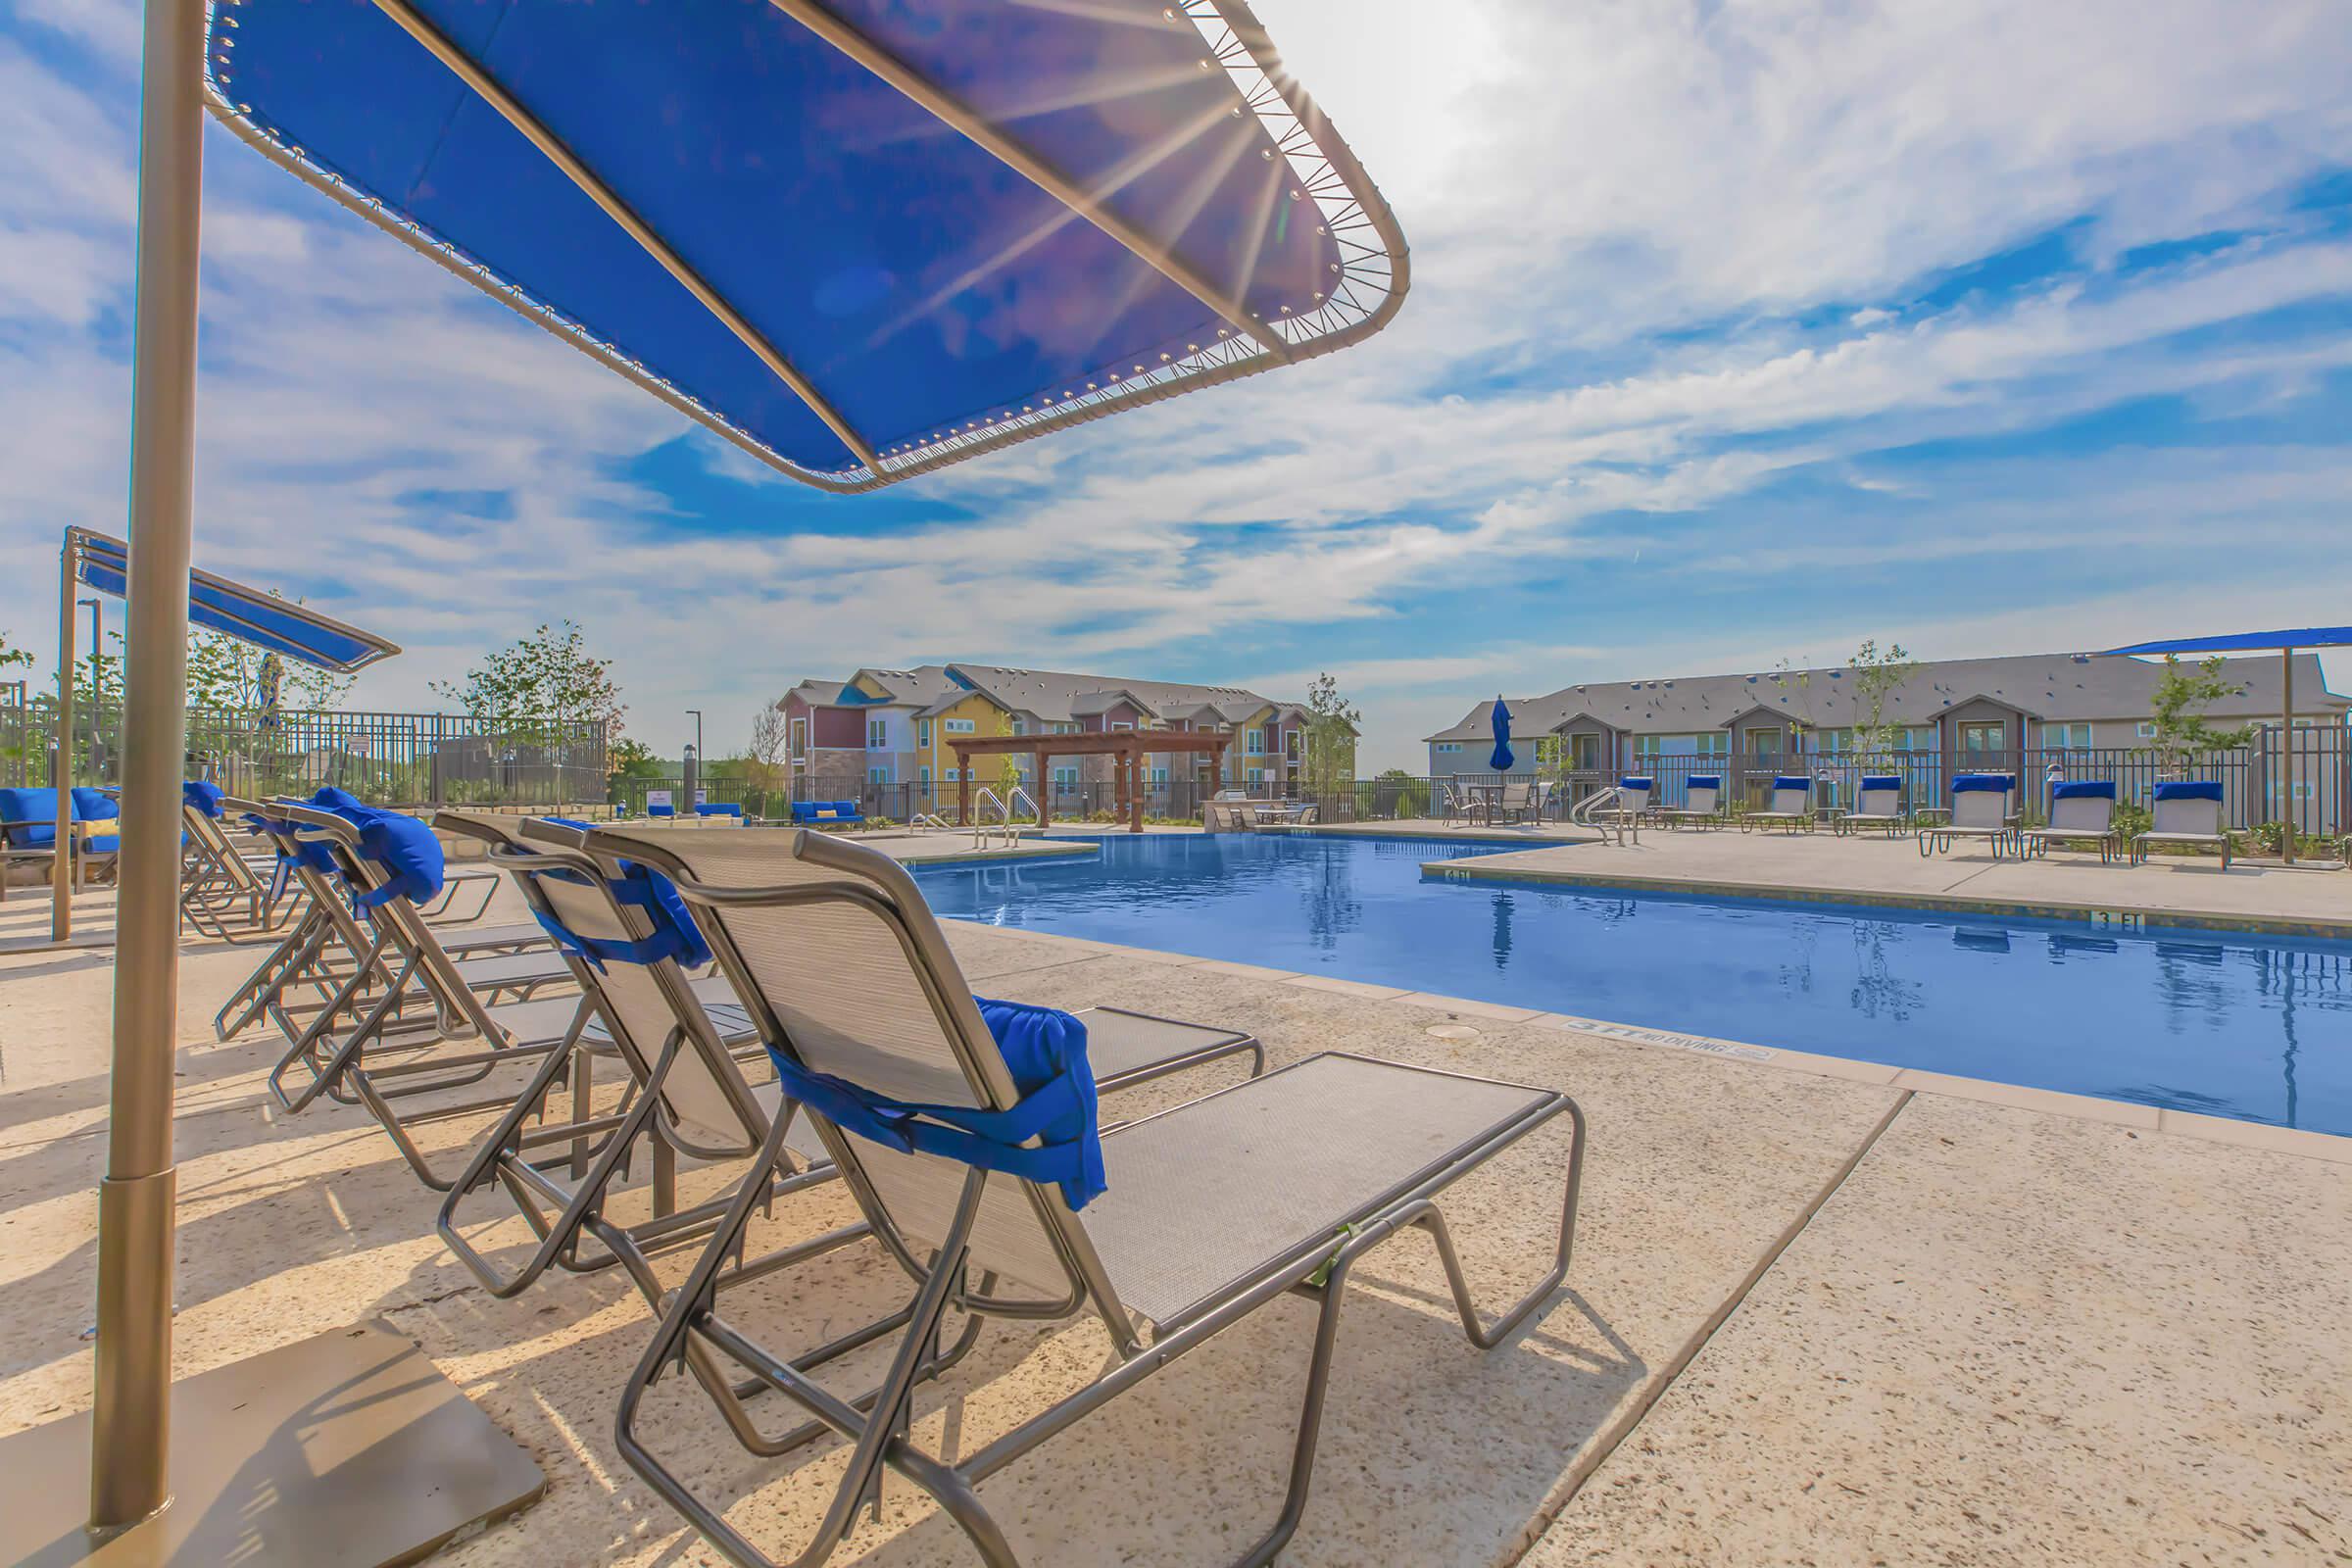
xmin=956 ymin=745 xmax=970 ymax=827
xmin=1034 ymin=743 xmax=1049 ymax=830
xmin=1128 ymin=740 xmax=1143 ymax=834
xmin=53 ymin=536 xmax=77 ymax=941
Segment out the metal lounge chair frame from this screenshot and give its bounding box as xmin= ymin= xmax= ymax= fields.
xmin=177 ymin=791 xmax=304 ymax=942
xmin=597 ymin=824 xmax=1587 ymax=1568
xmin=1652 ymin=776 xmax=1723 ymax=830
xmin=2019 ymin=784 xmax=2123 ymax=863
xmin=1917 ymin=776 xmax=2017 ymax=858
xmin=2131 ymin=787 xmax=2233 ymax=868
xmin=216 ymin=796 xmax=549 ymax=1047
xmin=1740 ymin=777 xmax=1814 ymax=834
xmin=256 ymin=802 xmax=596 ymax=1188
xmin=433 ymin=812 xmax=1264 ymax=1312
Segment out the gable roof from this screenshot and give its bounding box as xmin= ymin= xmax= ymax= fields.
xmin=1424 ymin=651 xmax=2346 ymax=742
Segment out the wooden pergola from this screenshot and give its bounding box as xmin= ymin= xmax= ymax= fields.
xmin=949 ymin=731 xmax=1232 ymax=832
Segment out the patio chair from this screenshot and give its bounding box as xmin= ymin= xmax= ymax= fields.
xmin=790 ymin=799 xmax=866 ymax=829
xmin=0 ymin=786 xmax=118 ymax=901
xmin=1494 ymin=778 xmax=1538 ymax=824
xmin=648 ymin=801 xmax=678 ymax=818
xmin=2132 ymin=780 xmax=2233 ymax=868
xmin=2019 ymin=780 xmax=2123 ymax=863
xmin=434 ymin=813 xmax=1263 ymax=1305
xmin=695 ymin=802 xmax=746 ymax=823
xmin=598 ymin=824 xmax=1587 ymax=1568
xmin=1740 ymin=775 xmax=1815 ymax=833
xmin=1652 ymin=774 xmax=1724 ymax=830
xmin=1435 ymin=778 xmax=1475 ymax=826
xmin=1917 ymin=773 xmax=2017 ymax=858
xmin=1832 ymin=775 xmax=1907 ymax=837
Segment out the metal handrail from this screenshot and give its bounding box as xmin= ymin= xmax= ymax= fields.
xmin=1568 ymin=784 xmax=1638 ymax=844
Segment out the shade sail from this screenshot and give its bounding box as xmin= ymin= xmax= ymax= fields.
xmin=68 ymin=527 xmax=400 ymax=672
xmin=205 ymin=0 xmax=1408 ymax=493
xmin=2104 ymin=629 xmax=2352 ymax=655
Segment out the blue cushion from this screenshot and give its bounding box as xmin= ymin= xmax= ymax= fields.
xmin=695 ymin=802 xmax=743 ymax=817
xmin=539 ymin=816 xmax=710 ymax=970
xmin=762 ymin=998 xmax=1104 ymax=1211
xmin=1859 ymin=775 xmax=1901 ymax=791
xmin=0 ymin=787 xmax=61 ymax=848
xmin=972 ymin=997 xmax=1103 ymax=1209
xmin=1772 ymin=775 xmax=1810 ymax=793
xmin=1685 ymin=774 xmax=1721 ymax=790
xmin=2052 ymin=780 xmax=2116 ymax=801
xmin=2153 ymin=779 xmax=2224 ymax=803
xmin=647 ymin=803 xmax=676 ymax=817
xmin=184 ymin=780 xmax=226 ymax=817
xmin=311 ymin=785 xmax=368 ymax=814
xmin=73 ymin=787 xmax=120 ymax=822
xmin=85 ymin=834 xmax=121 ymax=855
xmin=1951 ymin=773 xmax=2014 ymax=793
xmin=1618 ymin=776 xmax=1654 ymax=791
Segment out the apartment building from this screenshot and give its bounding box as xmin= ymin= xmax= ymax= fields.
xmin=1426 ymin=650 xmax=2346 ymax=813
xmin=781 ymin=663 xmax=1345 ymax=803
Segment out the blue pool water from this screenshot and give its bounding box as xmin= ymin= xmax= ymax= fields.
xmin=911 ymin=833 xmax=2352 ymax=1135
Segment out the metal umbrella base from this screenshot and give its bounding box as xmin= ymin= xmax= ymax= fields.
xmin=0 ymin=1322 xmax=543 ymax=1568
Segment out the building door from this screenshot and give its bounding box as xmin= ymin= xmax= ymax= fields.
xmin=1569 ymin=733 xmax=1600 ymax=772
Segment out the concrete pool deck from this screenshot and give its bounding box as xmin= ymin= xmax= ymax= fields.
xmin=1 ymin=884 xmax=2347 ymax=1566
xmin=1307 ymin=815 xmax=2352 ymax=938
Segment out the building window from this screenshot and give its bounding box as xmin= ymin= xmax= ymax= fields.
xmin=917 ymin=718 xmax=932 ymax=749
xmin=1435 ymin=742 xmax=1461 ymax=755
xmin=866 ymin=718 xmax=888 ymax=749
xmin=2041 ymin=723 xmax=2091 ymax=749
xmin=1053 ymin=765 xmax=1079 ymax=787
xmin=867 ymin=764 xmax=891 ymax=784
xmin=1151 ymin=766 xmax=1169 ymax=787
xmin=944 ymin=717 xmax=976 ymax=735
xmin=2136 ymin=721 xmax=2158 ymax=739
xmin=918 ymin=765 xmax=931 ymax=786
xmin=1112 ymin=720 xmax=1133 ymax=732
xmin=1960 ymin=722 xmax=2005 ymax=753
xmin=1247 ymin=732 xmax=1264 ymax=755
xmin=944 ymin=768 xmax=959 ymax=782
xmin=1011 ymin=718 xmax=1026 ymax=735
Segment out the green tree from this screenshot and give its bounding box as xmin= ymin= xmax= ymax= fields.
xmin=0 ymin=627 xmax=30 ymax=674
xmin=2141 ymin=655 xmax=2256 ymax=775
xmin=990 ymin=711 xmax=1026 ymax=806
xmin=1299 ymin=672 xmax=1359 ymax=798
xmin=743 ymin=701 xmax=791 ymax=809
xmin=1847 ymin=640 xmax=1922 ymax=759
xmin=432 ymin=620 xmax=625 ymax=747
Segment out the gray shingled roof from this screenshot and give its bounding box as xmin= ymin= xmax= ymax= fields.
xmin=941 ymin=664 xmax=1280 ymax=725
xmin=1423 ymin=652 xmax=2345 ymax=742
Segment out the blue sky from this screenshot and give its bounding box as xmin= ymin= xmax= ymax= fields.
xmin=2 ymin=0 xmax=2349 ymax=772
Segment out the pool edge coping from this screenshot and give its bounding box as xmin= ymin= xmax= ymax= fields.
xmin=1414 ymin=858 xmax=2352 ymax=943
xmin=946 ymin=920 xmax=2352 ymax=1168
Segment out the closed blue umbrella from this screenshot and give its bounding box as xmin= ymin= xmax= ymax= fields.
xmin=1489 ymin=695 xmax=1515 ymax=771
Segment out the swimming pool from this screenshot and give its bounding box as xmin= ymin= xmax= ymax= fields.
xmin=911 ymin=833 xmax=2352 ymax=1135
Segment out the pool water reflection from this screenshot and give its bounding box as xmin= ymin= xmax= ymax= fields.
xmin=910 ymin=833 xmax=2352 ymax=1134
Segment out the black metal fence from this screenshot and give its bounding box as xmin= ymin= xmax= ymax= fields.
xmin=0 ymin=688 xmax=608 ymax=808
xmin=1436 ymin=726 xmax=2351 ymax=840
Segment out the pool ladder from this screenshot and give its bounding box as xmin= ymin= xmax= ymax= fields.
xmin=969 ymin=785 xmax=1041 ymax=850
xmin=1569 ymin=784 xmax=1642 ymax=845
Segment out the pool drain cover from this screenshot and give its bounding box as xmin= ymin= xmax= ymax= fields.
xmin=1425 ymin=1023 xmax=1482 ymax=1042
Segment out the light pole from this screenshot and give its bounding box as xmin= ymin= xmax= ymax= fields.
xmin=684 ymin=709 xmax=703 ymax=811
xmin=77 ymin=597 xmax=102 ymax=777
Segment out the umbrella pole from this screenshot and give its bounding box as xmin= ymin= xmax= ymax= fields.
xmin=87 ymin=0 xmax=207 ymax=1527
xmin=0 ymin=9 xmax=541 ymax=1559
xmin=2280 ymin=648 xmax=2294 ymax=864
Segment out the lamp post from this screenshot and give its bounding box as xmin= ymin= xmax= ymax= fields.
xmin=684 ymin=709 xmax=702 ymax=812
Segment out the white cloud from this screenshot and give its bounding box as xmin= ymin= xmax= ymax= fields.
xmin=0 ymin=0 xmax=2348 ymax=777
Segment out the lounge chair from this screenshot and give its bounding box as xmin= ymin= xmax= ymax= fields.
xmin=1591 ymin=775 xmax=1651 ymax=836
xmin=599 ymin=824 xmax=1587 ymax=1568
xmin=215 ymin=795 xmax=551 ymax=1045
xmin=695 ymin=802 xmax=745 ymax=823
xmin=2132 ymin=780 xmax=2233 ymax=867
xmin=178 ymin=780 xmax=302 ymax=941
xmin=647 ymin=801 xmax=678 ymax=818
xmin=1832 ymin=774 xmax=1907 ymax=837
xmin=434 ymin=813 xmax=1263 ymax=1303
xmin=1651 ymin=774 xmax=1723 ymax=830
xmin=1740 ymin=775 xmax=1814 ymax=833
xmin=258 ymin=799 xmax=597 ymax=1189
xmin=1917 ymin=773 xmax=2016 ymax=858
xmin=2019 ymin=780 xmax=2122 ymax=863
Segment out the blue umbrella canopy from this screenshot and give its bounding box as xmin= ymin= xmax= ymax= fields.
xmin=68 ymin=527 xmax=399 ymax=672
xmin=2104 ymin=628 xmax=2352 ymax=655
xmin=1489 ymin=695 xmax=1514 ymax=771
xmin=205 ymin=0 xmax=1408 ymax=493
